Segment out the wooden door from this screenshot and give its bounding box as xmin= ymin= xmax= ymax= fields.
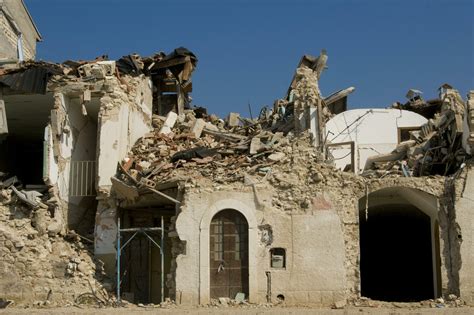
xmin=210 ymin=209 xmax=249 ymax=299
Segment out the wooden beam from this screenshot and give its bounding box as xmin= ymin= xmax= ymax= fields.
xmin=148 ymin=187 xmax=181 ymax=205
xmin=153 ymin=56 xmax=190 ymax=70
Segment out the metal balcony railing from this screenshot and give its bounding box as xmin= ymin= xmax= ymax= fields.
xmin=69 ymin=160 xmax=96 ymax=197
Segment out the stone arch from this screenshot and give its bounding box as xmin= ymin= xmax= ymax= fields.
xmin=198 ymin=198 xmax=258 ymax=304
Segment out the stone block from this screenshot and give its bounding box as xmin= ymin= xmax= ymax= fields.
xmin=308 ymin=291 xmax=322 ymax=305
xmin=250 ymin=137 xmax=263 ymax=154
xmin=289 ymin=291 xmax=309 ymax=304
xmin=204 ymin=122 xmax=219 ymax=132
xmin=320 ymin=291 xmax=334 ymax=306
xmin=190 ymin=118 xmax=206 ymax=138
xmin=227 ymin=112 xmax=240 ymax=127
xmin=334 ymin=299 xmax=346 ymax=309
xmin=333 ymin=290 xmax=346 ymax=302
xmin=159 ymin=111 xmax=178 ymax=135
xmin=267 ymin=152 xmax=285 ymax=162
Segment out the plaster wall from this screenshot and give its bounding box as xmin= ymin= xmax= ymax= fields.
xmin=94 ymin=76 xmax=153 ymax=264
xmin=174 ymin=189 xmax=347 ymax=306
xmin=50 ymin=94 xmax=99 ymax=230
xmin=43 ymin=124 xmax=58 ymax=186
xmin=96 ymin=77 xmax=152 ymax=191
xmin=94 ymin=198 xmax=118 ymax=276
xmin=326 ymin=109 xmax=427 ymax=173
xmin=96 ymin=103 xmax=129 ymax=190
xmin=457 ymin=166 xmax=474 ymax=305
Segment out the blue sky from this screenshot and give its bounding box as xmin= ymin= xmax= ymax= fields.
xmin=27 ymin=0 xmax=473 ymax=118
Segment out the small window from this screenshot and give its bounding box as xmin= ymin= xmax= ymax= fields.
xmin=270 ymin=248 xmax=286 ymax=269
xmin=398 ymin=127 xmax=421 ymax=143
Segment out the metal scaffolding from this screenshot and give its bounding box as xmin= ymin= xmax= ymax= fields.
xmin=116 ymin=216 xmax=165 ymax=303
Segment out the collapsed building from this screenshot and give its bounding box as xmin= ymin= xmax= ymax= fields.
xmin=1 ymin=2 xmax=474 ymax=309
xmin=101 ymin=52 xmax=474 ymax=306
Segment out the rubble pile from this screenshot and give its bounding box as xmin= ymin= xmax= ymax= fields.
xmin=0 ymin=47 xmax=196 ymax=98
xmin=115 ymin=109 xmax=298 ymax=189
xmin=0 ymin=188 xmax=111 ymax=307
xmin=113 ymin=53 xmax=333 ymax=192
xmin=364 ymin=86 xmax=470 ymax=177
xmin=260 ymin=53 xmax=334 ymax=135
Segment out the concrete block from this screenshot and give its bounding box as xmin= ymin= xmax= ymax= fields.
xmin=205 ymin=122 xmax=219 ymax=132
xmin=0 ymin=100 xmax=8 ymax=135
xmin=227 ymin=112 xmax=240 ymax=127
xmin=267 ymin=152 xmax=285 ymax=162
xmin=295 ymin=291 xmax=309 ymax=303
xmin=159 ymin=111 xmax=178 ymax=135
xmin=190 ymin=118 xmax=206 ymax=138
xmin=250 ymin=137 xmax=263 ymax=154
xmin=334 ymin=299 xmax=347 ymax=309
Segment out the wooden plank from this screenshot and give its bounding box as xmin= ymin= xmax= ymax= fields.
xmin=148 ymin=187 xmax=181 ymax=205
xmin=153 ymin=56 xmax=190 ymax=70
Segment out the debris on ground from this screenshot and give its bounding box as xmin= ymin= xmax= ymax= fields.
xmin=0 ymin=188 xmax=112 ymax=307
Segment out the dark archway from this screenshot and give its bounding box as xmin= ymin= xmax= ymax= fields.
xmin=209 ymin=209 xmax=249 ymax=299
xmin=359 ymin=203 xmax=436 ymax=302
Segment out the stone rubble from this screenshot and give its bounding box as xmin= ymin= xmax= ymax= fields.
xmin=0 ymin=188 xmax=112 ymax=308
xmin=364 ymin=85 xmax=469 ymax=178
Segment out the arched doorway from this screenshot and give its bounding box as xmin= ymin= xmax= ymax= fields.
xmin=209 ymin=209 xmax=249 ymax=299
xmin=358 ymin=187 xmax=441 ymax=302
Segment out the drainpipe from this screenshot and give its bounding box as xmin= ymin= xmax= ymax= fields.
xmin=17 ymin=33 xmax=24 ymax=62
xmin=265 ymin=271 xmax=272 ymax=303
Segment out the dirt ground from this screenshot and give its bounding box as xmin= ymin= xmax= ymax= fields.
xmin=2 ymin=305 xmax=473 ymax=315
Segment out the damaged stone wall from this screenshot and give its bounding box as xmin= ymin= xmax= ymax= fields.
xmin=450 ymin=164 xmax=474 ymax=305
xmin=0 ymin=189 xmax=111 ymax=307
xmin=110 ymin=49 xmax=473 ymax=305
xmin=44 ymin=92 xmax=99 ymax=236
xmin=121 ymin=114 xmax=465 ymax=305
xmin=463 ymin=91 xmax=474 ymax=155
xmin=175 ymin=154 xmax=468 ymax=306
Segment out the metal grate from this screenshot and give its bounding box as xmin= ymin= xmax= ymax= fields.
xmin=69 ymin=160 xmax=96 ymax=197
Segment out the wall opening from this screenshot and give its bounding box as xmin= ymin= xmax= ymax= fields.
xmin=118 ymin=207 xmax=173 ymax=304
xmin=209 ymin=209 xmax=249 ymax=299
xmin=270 ymin=248 xmax=286 ymax=269
xmin=0 ymin=93 xmax=54 ymax=187
xmin=359 ymin=188 xmax=441 ymax=302
xmin=66 ymin=97 xmax=100 ymax=234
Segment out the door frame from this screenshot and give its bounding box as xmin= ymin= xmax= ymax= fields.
xmin=199 ymin=198 xmax=257 ymax=304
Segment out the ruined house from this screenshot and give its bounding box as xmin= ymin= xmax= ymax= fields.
xmin=1 ymin=1 xmax=474 ymax=310
xmin=99 ymin=52 xmax=474 ymax=307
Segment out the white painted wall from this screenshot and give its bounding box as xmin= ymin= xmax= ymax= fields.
xmin=326 ymin=109 xmax=427 ymax=173
xmin=94 ymin=76 xmax=153 ymax=262
xmin=96 ymin=77 xmax=153 ymax=191
xmin=43 ymin=124 xmax=58 ymax=186
xmin=457 ymin=166 xmax=474 ymax=305
xmin=175 ymin=189 xmax=347 ymax=306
